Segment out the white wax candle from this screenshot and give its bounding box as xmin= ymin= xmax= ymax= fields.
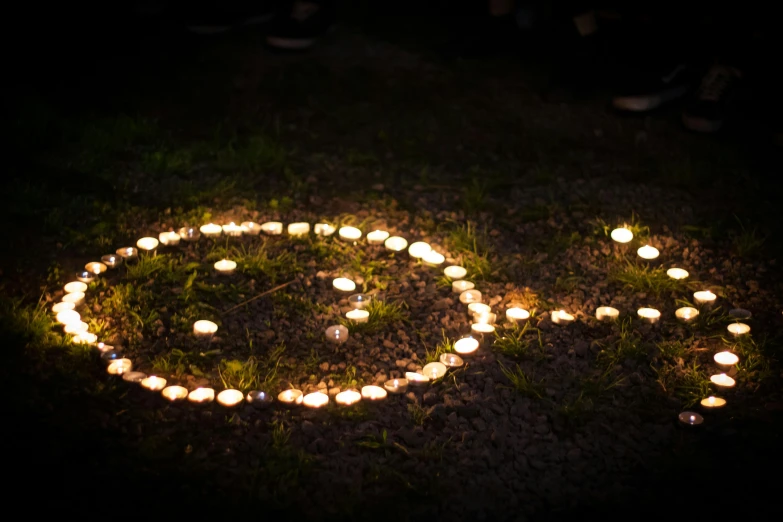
xmin=188 ymin=387 xmax=215 ymax=404
xmin=678 ymin=411 xmax=703 ymax=426
xmin=454 ymin=337 xmax=479 ymax=354
xmin=193 ymin=320 xmax=218 ymax=337
xmin=361 ymin=385 xmax=388 ymax=400
xmin=64 ymin=281 xmax=88 ymax=294
xmin=610 ymin=228 xmax=633 ymax=243
xmin=471 ymin=323 xmax=496 ymax=334
xmin=325 ymin=324 xmax=349 ymax=344
xmin=335 ymin=389 xmax=362 ymax=406
xmin=85 ymin=262 xmax=107 ymax=275
xmin=667 ymin=268 xmax=689 ymax=280
xmin=675 ymin=307 xmax=699 ymax=322
xmin=637 ymin=245 xmax=660 ymax=260
xmin=200 ymin=223 xmax=222 ymax=237
xmin=260 ymin=221 xmax=283 ymax=235
xmin=56 ymin=310 xmax=81 ymax=325
xmin=408 ymin=241 xmax=431 ymax=258
xmin=241 ymin=222 xmax=261 ymax=235
xmin=107 ymin=358 xmax=133 ymax=375
xmin=714 ymin=351 xmax=739 ymax=366
xmin=52 ymin=302 xmax=75 ymax=314
xmin=338 ymin=226 xmax=362 ymax=241
xmin=637 ymin=307 xmax=661 ymax=324
xmin=346 ymin=309 xmax=370 ymax=323
xmin=333 ymin=277 xmax=356 ymax=292
xmin=700 ymin=396 xmax=726 ymax=409
xmin=727 ymin=323 xmax=750 ymax=337
xmin=277 ymin=389 xmax=303 ymax=405
xmin=217 ymin=389 xmax=245 ymax=407
xmin=303 ymin=392 xmax=329 ymax=408
xmin=159 ymin=231 xmax=181 ymax=246
xmin=443 ymin=265 xmax=467 ymax=279
xmin=467 ymin=303 xmax=491 ymax=316
xmin=693 ymin=291 xmax=717 ymax=305
xmin=116 ymin=246 xmax=138 ymax=260
xmin=121 ymin=371 xmax=147 ymax=383
xmin=214 ymin=259 xmax=237 ymax=275
xmin=422 ymin=250 xmax=445 ymax=266
xmin=288 ymin=222 xmax=310 ymax=236
xmin=72 ymin=333 xmax=97 ymax=344
xmin=366 ymin=230 xmax=389 ymax=244
xmin=383 ymin=378 xmax=408 ymax=394
xmin=440 ymin=353 xmax=464 ymax=368
xmin=459 ymin=290 xmax=482 ymax=305
xmin=315 ymin=223 xmax=336 ymax=236
xmin=552 ymin=310 xmax=575 ymax=325
xmin=161 ymin=385 xmax=188 ymax=401
xmin=141 ymin=376 xmax=167 ymax=391
xmin=96 ymin=342 xmax=114 ymax=353
xmin=384 ymin=236 xmax=408 ymax=252
xmin=177 ymin=227 xmax=201 ymax=241
xmin=62 ymin=292 xmax=85 ymax=307
xmin=222 ymin=222 xmax=244 ymax=237
xmin=64 ymin=321 xmax=89 ymax=335
xmin=422 ymin=362 xmax=447 ymax=380
xmin=452 ymin=280 xmax=475 ymax=294
xmin=595 ymin=306 xmax=619 ymax=322
xmin=101 ymin=254 xmax=122 ymax=268
xmin=506 ymin=307 xmax=530 ymax=322
xmin=136 ymin=237 xmax=159 ymax=251
xmin=710 ymin=373 xmax=735 ymax=388
xmin=405 ymin=372 xmax=430 ymax=385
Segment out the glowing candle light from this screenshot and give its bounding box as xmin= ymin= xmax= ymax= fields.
xmin=384 ymin=378 xmax=408 ymax=394
xmin=422 ymin=362 xmax=447 ymax=380
xmin=637 ymin=307 xmax=661 ymax=324
xmin=136 ymin=237 xmax=159 ymax=251
xmin=693 ymin=291 xmax=717 ymax=305
xmin=217 ymin=389 xmax=245 ymax=407
xmin=159 ymin=231 xmax=181 ymax=246
xmin=193 ymin=320 xmax=218 ymax=337
xmin=335 ymin=389 xmax=362 ymax=406
xmin=56 ymin=309 xmax=81 ymax=325
xmin=667 ymin=268 xmax=689 ymax=280
xmin=727 ymin=323 xmax=750 ymax=337
xmin=452 ymin=280 xmax=475 ymax=294
xmin=222 ymin=222 xmax=244 ymax=237
xmin=277 ymin=389 xmax=303 ymax=405
xmin=288 ymin=222 xmax=310 ymax=236
xmin=610 ymin=227 xmax=633 ymax=243
xmin=314 ymin=223 xmax=336 ymax=236
xmin=710 ymin=373 xmax=736 ymax=388
xmin=333 ymin=277 xmax=356 ymax=292
xmin=85 ymin=262 xmax=107 ymax=275
xmin=338 ymin=226 xmax=362 ymax=241
xmin=596 ymin=306 xmax=619 ymax=322
xmin=241 ymin=222 xmax=261 ymax=236
xmin=551 ymin=310 xmax=575 ymax=325
xmin=366 ymin=230 xmax=389 ymax=244
xmin=408 ymin=241 xmax=431 ymax=259
xmin=678 ymin=411 xmax=703 ymax=426
xmin=325 ymin=325 xmax=349 ymax=344
xmin=348 ymin=293 xmax=371 ymax=310
xmin=714 ymin=351 xmax=739 ymax=366
xmin=62 ymin=292 xmax=85 ymax=307
xmin=422 ymin=250 xmax=445 ymax=266
xmin=141 ymin=376 xmax=167 ymax=391
xmin=473 ymin=312 xmax=497 ymax=325
xmin=454 ymin=336 xmax=479 ymax=355
xmin=405 ymin=372 xmax=430 ymax=385
xmin=459 ymin=289 xmax=482 ymax=305
xmin=64 ymin=281 xmax=88 ymax=294
xmin=302 ymin=392 xmax=329 ymax=408
xmin=75 ymin=270 xmax=96 ymax=284
xmin=101 ymin=254 xmax=122 ymax=268
xmin=471 ymin=323 xmax=496 ymax=334
xmin=72 ymin=333 xmax=97 ymax=345
xmin=675 ymin=307 xmax=699 ymax=322
xmin=261 ymin=222 xmax=283 ymax=235
xmin=178 ymin=227 xmax=201 ymax=241
xmin=700 ymin=396 xmax=726 ymax=409
xmin=161 ymin=385 xmax=188 ymax=401
xmin=637 ymin=245 xmax=660 ymax=260
xmin=64 ymin=321 xmax=89 ymax=335
xmin=360 ymin=385 xmax=387 ymax=400
xmin=444 ymin=266 xmax=467 ymax=279
xmin=52 ymin=302 xmax=75 ymax=314
xmin=346 ymin=309 xmax=369 ymax=323
xmin=96 ymin=342 xmax=114 ymax=353
xmin=440 ymin=353 xmax=464 ymax=368
xmin=214 ymin=259 xmax=237 ymax=275
xmin=384 ymin=236 xmax=408 ymax=252
xmin=122 ymin=371 xmax=147 ymax=384
xmin=199 ymin=223 xmax=222 ymax=238
xmin=107 ymin=358 xmax=133 ymax=375
xmin=188 ymin=387 xmax=215 ymax=404
xmin=506 ymin=307 xmax=530 ymax=323
xmin=247 ymin=391 xmax=274 ymax=408
xmin=116 ymin=246 xmax=138 ymax=261
xmin=467 ymin=303 xmax=491 ymax=317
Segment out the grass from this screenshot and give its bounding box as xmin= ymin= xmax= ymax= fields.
xmin=341 ymin=299 xmax=408 ymax=334
xmin=235 ymin=242 xmax=301 ymax=284
xmin=652 ymin=360 xmax=712 ymax=407
xmin=554 ymin=270 xmax=585 ymax=293
xmin=0 ymin=296 xmax=62 ymax=348
xmin=423 ymin=330 xmax=454 ymax=363
xmin=493 ymin=322 xmax=543 ymax=359
xmin=609 ymin=261 xmax=679 ymax=297
xmin=498 ymin=361 xmax=544 ymax=399
xmin=596 ymin=318 xmax=647 ymax=368
xmin=446 ymin=221 xmax=494 ymax=280
xmin=218 ymin=358 xmax=262 ymax=392
xmin=593 ymin=213 xmax=650 ymax=241
xmin=408 ymin=403 xmax=430 ymax=426
xmin=729 ymin=218 xmax=765 ymax=258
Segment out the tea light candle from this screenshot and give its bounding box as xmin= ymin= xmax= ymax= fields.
xmin=303 ymin=392 xmax=329 ymax=408
xmin=694 ymin=291 xmax=717 ymax=305
xmin=64 ymin=321 xmax=89 ymax=335
xmin=101 ymin=254 xmax=122 ymax=268
xmin=667 ymin=268 xmax=689 ymax=280
xmin=471 ymin=323 xmax=496 ymax=334
xmin=714 ymin=351 xmax=739 ymax=367
xmin=261 ymin=221 xmax=283 ymax=235
xmin=312 ymin=223 xmax=334 ymax=236
xmin=454 ymin=336 xmax=480 ymax=355
xmin=727 ymin=323 xmax=750 ymax=337
xmin=116 ymin=247 xmax=138 ymax=260
xmin=122 ymin=371 xmax=147 ymax=384
xmin=161 ymin=385 xmax=188 ymax=401
xmin=52 ymin=302 xmax=75 ymax=314
xmin=405 ymin=372 xmax=430 ymax=385
xmin=96 ymin=342 xmax=114 ymax=353
xmin=506 ymin=307 xmax=530 ymax=323
xmin=333 ymin=277 xmax=356 ymax=292
xmin=678 ymin=411 xmax=704 ymax=426
xmin=64 ymin=281 xmax=88 ymax=293
xmin=200 ymin=223 xmax=222 ymax=238
xmin=729 ymin=308 xmax=752 ymax=320
xmin=422 ymin=362 xmax=447 ymax=380
xmin=188 ymin=387 xmax=215 ymax=404
xmin=444 ymin=266 xmax=467 ymax=279
xmin=222 ymin=222 xmax=244 ymax=237
xmin=217 ymin=389 xmax=245 ymax=407
xmin=159 ymin=231 xmax=181 ymax=246
xmin=85 ymin=261 xmax=107 ymax=275
xmin=595 ymin=306 xmax=619 ymax=322
xmin=459 ymin=289 xmax=482 ymax=305
xmin=700 ymin=396 xmax=726 ymax=409
xmin=422 ymin=250 xmax=445 ymax=266
xmin=408 ymin=241 xmax=432 ymax=259
xmin=384 ymin=378 xmax=408 ymax=394
xmin=675 ymin=307 xmax=699 ymax=322
xmin=193 ymin=320 xmax=218 ymax=337
xmin=247 ymin=390 xmax=274 ymax=408
xmin=452 ymin=280 xmax=475 ymax=294
xmin=710 ymin=373 xmax=736 ymax=388
xmin=214 ymin=259 xmax=237 ymax=275
xmin=178 ymin=227 xmax=201 ymax=241
xmin=637 ymin=307 xmax=661 ymax=324
xmin=141 ymin=376 xmax=167 ymax=391
xmin=56 ymin=309 xmax=81 ymax=325
xmin=136 ymin=237 xmax=159 ymax=251
xmin=278 ymin=389 xmax=303 ymax=405
xmin=468 ymin=302 xmax=491 ymax=317
xmin=338 ymin=226 xmax=362 ymax=241
xmin=288 ymin=222 xmax=310 ymax=236
xmin=348 ymin=293 xmax=371 ymax=309
xmin=325 ymin=325 xmax=349 ymax=344
xmin=242 ymin=222 xmax=262 ymax=236
xmin=76 ymin=270 xmax=96 ymax=284
xmin=107 ymin=358 xmax=133 ymax=375
xmin=473 ymin=312 xmax=497 ymax=325
xmin=637 ymin=245 xmax=660 ymax=260
xmin=73 ymin=333 xmax=97 ymax=344
xmin=346 ymin=309 xmax=370 ymax=323
xmin=335 ymin=389 xmax=362 ymax=406
xmin=610 ymin=227 xmax=633 ymax=243
xmin=62 ymin=292 xmax=85 ymax=307
xmin=367 ymin=230 xmax=389 ymax=244
xmin=551 ymin=310 xmax=575 ymax=325
xmin=440 ymin=353 xmax=464 ymax=368
xmin=361 ymin=385 xmax=387 ymax=400
xmin=384 ymin=236 xmax=408 ymax=252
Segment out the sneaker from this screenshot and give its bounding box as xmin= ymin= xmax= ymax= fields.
xmin=265 ymin=1 xmax=335 ymax=50
xmin=682 ymin=64 xmax=742 ymax=133
xmin=185 ymin=1 xmax=275 ymax=35
xmin=612 ymin=63 xmax=695 ymax=112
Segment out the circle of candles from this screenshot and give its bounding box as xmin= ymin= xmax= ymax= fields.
xmin=161 ymin=385 xmax=188 ymax=401
xmin=178 ymin=227 xmax=201 ymax=241
xmin=468 ymin=302 xmax=491 ymax=317
xmin=64 ymin=321 xmax=89 ymax=335
xmin=338 ymin=226 xmax=362 ymax=241
xmin=459 ymin=289 xmax=482 ymax=305
xmin=222 ymin=222 xmax=244 ymax=237
xmin=261 ymin=222 xmax=283 ymax=235
xmin=727 ymin=323 xmax=750 ymax=337
xmin=444 ymin=265 xmax=467 ymax=279
xmin=116 ymin=247 xmax=138 ymax=260
xmin=637 ymin=245 xmax=660 ymax=260
xmin=200 ymin=223 xmax=222 ymax=237
xmin=247 ymin=390 xmax=274 ymax=408
xmin=637 ymin=307 xmax=661 ymax=324
xmin=107 ymin=358 xmax=133 ymax=375
xmin=346 ymin=309 xmax=370 ymax=323
xmin=440 ymin=353 xmax=464 ymax=368
xmin=325 ymin=325 xmax=349 ymax=344
xmin=700 ymin=396 xmax=727 ymax=409
xmin=141 ymin=376 xmax=167 ymax=391
xmin=408 ymin=241 xmax=432 ymax=258
xmin=506 ymin=307 xmax=530 ymax=323
xmin=214 ymin=259 xmax=237 ymax=275
xmin=667 ymin=268 xmax=689 ymax=280
xmin=242 ymin=222 xmax=262 ymax=236
xmin=384 ymin=378 xmax=408 ymax=394
xmin=610 ymin=228 xmax=633 ymax=243
xmin=101 ymin=254 xmax=122 ymax=268
xmin=678 ymin=411 xmax=704 ymax=426
xmin=361 ymin=385 xmax=388 ymax=400
xmin=551 ymin=310 xmax=575 ymax=325
xmin=693 ymin=291 xmax=717 ymax=305
xmin=595 ymin=306 xmax=619 ymax=322
xmin=422 ymin=251 xmax=445 ymax=266
xmin=405 ymin=372 xmax=430 ymax=385
xmin=675 ymin=307 xmax=699 ymax=322
xmin=333 ymin=277 xmax=356 ymax=292
xmin=288 ymin=222 xmax=310 ymax=236
xmin=73 ymin=333 xmax=97 ymax=344
xmin=454 ymin=336 xmax=479 ymax=355
xmin=335 ymin=389 xmax=362 ymax=406
xmin=159 ymin=231 xmax=181 ymax=246
xmin=136 ymin=237 xmax=159 ymax=251
xmin=277 ymin=389 xmax=304 ymax=405
xmin=314 ymin=223 xmax=336 ymax=236
xmin=384 ymin=236 xmax=408 ymax=252
xmin=62 ymin=292 xmax=85 ymax=307
xmin=52 ymin=302 xmax=75 ymax=314
xmin=366 ymin=230 xmax=389 ymax=244
xmin=56 ymin=310 xmax=81 ymax=325
xmin=122 ymin=371 xmax=147 ymax=383
xmin=348 ymin=293 xmax=371 ymax=310
xmin=710 ymin=373 xmax=736 ymax=388
xmin=422 ymin=362 xmax=447 ymax=380
xmin=188 ymin=387 xmax=215 ymax=404
xmin=714 ymin=351 xmax=739 ymax=366
xmin=64 ymin=281 xmax=88 ymax=294
xmin=452 ymin=280 xmax=475 ymax=294
xmin=85 ymin=262 xmax=107 ymax=275
xmin=76 ymin=270 xmax=96 ymax=284
xmin=471 ymin=323 xmax=496 ymax=334
xmin=729 ymin=308 xmax=752 ymax=319
xmin=217 ymin=389 xmax=245 ymax=407
xmin=193 ymin=320 xmax=218 ymax=337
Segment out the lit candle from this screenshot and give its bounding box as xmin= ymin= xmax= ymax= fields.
xmin=459 ymin=289 xmax=482 ymax=305
xmin=454 ymin=336 xmax=479 ymax=355
xmin=727 ymin=323 xmax=750 ymax=337
xmin=422 ymin=250 xmax=445 ymax=266
xmin=222 ymin=222 xmax=244 ymax=237
xmin=714 ymin=351 xmax=739 ymax=367
xmin=346 ymin=309 xmax=370 ymax=323
xmin=384 ymin=236 xmax=408 ymax=252
xmin=122 ymin=371 xmax=147 ymax=383
xmin=136 ymin=237 xmax=159 ymax=251
xmin=188 ymin=387 xmax=215 ymax=404
xmin=56 ymin=309 xmax=81 ymax=325
xmin=675 ymin=307 xmax=699 ymax=322
xmin=101 ymin=254 xmax=122 ymax=268
xmin=348 ymin=293 xmax=371 ymax=310
xmin=700 ymin=396 xmax=726 ymax=409
xmin=141 ymin=376 xmax=167 ymax=391
xmin=161 ymin=385 xmax=188 ymax=401
xmin=467 ymin=303 xmax=491 ymax=317
xmin=693 ymin=291 xmax=717 ymax=306
xmin=116 ymin=247 xmax=138 ymax=261
xmin=366 ymin=230 xmax=389 ymax=244
xmin=338 ymin=226 xmax=362 ymax=241
xmin=710 ymin=373 xmax=736 ymax=388
xmin=384 ymin=378 xmax=408 ymax=394
xmin=62 ymin=292 xmax=85 ymax=307
xmin=551 ymin=310 xmax=575 ymax=325
xmin=76 ymin=270 xmax=96 ymax=284
xmin=610 ymin=227 xmax=633 ymax=243
xmin=242 ymin=222 xmax=262 ymax=236
xmin=96 ymin=342 xmax=114 ymax=353
xmin=277 ymin=389 xmax=303 ymax=405
xmin=193 ymin=320 xmax=218 ymax=337
xmin=287 ymin=222 xmax=310 ymax=236
xmin=361 ymin=385 xmax=387 ymax=400
xmin=637 ymin=307 xmax=661 ymax=324
xmin=473 ymin=312 xmax=497 ymax=325
xmin=325 ymin=324 xmax=349 ymax=344
xmin=440 ymin=353 xmax=464 ymax=368
xmin=314 ymin=223 xmax=336 ymax=236
xmin=408 ymin=241 xmax=431 ymax=259
xmin=261 ymin=221 xmax=283 ymax=235
xmin=678 ymin=411 xmax=704 ymax=426
xmin=217 ymin=389 xmax=245 ymax=407
xmin=178 ymin=227 xmax=201 ymax=241
xmin=422 ymin=362 xmax=447 ymax=380
xmin=444 ymin=266 xmax=467 ymax=279
xmin=52 ymin=302 xmax=75 ymax=314
xmin=335 ymin=389 xmax=362 ymax=406
xmin=333 ymin=277 xmax=356 ymax=292
xmin=452 ymin=280 xmax=475 ymax=294
xmin=637 ymin=245 xmax=660 ymax=260
xmin=595 ymin=306 xmax=619 ymax=322
xmin=64 ymin=321 xmax=89 ymax=335
xmin=64 ymin=281 xmax=88 ymax=294
xmin=85 ymin=261 xmax=107 ymax=275
xmin=72 ymin=333 xmax=97 ymax=344
xmin=159 ymin=231 xmax=181 ymax=246
xmin=214 ymin=259 xmax=237 ymax=275
xmin=302 ymin=392 xmax=329 ymax=408
xmin=471 ymin=323 xmax=496 ymax=334
xmin=405 ymin=372 xmax=430 ymax=385
xmin=200 ymin=223 xmax=222 ymax=238
xmin=107 ymin=358 xmax=133 ymax=375
xmin=506 ymin=307 xmax=530 ymax=323
xmin=247 ymin=390 xmax=274 ymax=408
xmin=667 ymin=268 xmax=689 ymax=280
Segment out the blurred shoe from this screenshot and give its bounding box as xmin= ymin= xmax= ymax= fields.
xmin=265 ymin=1 xmax=335 ymax=50
xmin=682 ymin=64 xmax=742 ymax=133
xmin=186 ymin=1 xmax=275 ymax=35
xmin=612 ymin=63 xmax=695 ymax=112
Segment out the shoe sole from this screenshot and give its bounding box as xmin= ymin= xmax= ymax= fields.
xmin=682 ymin=113 xmax=723 ymax=133
xmin=266 ymin=36 xmax=317 ymax=49
xmin=612 ymin=85 xmax=689 ymax=112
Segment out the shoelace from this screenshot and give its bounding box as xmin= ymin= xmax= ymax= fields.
xmin=698 ymin=66 xmax=738 ymax=102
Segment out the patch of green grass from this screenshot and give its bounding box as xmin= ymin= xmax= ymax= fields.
xmin=655 ymin=339 xmax=691 ymax=361
xmin=149 ymin=348 xmax=218 ymax=378
xmin=460 ymin=177 xmax=489 ymax=213
xmin=218 ymin=358 xmax=262 ymax=392
xmin=544 ymin=231 xmax=582 ymax=259
xmin=446 ymin=222 xmax=494 ymax=280
xmin=728 ymin=334 xmax=774 ymax=383
xmin=493 ymin=322 xmax=543 ymax=359
xmin=498 ymin=361 xmax=544 ymax=398
xmin=408 ymin=403 xmax=430 ymax=426
xmin=341 ymin=299 xmax=408 ymax=334
xmin=125 ymin=254 xmax=177 ymax=281
xmin=609 ymin=261 xmax=679 ymax=297
xmin=557 ymin=392 xmax=594 ymax=425
xmin=0 ymin=296 xmax=62 ymax=348
xmin=593 ymin=213 xmax=649 ymax=240
xmin=102 ymin=282 xmax=160 ymax=340
xmin=596 ymin=318 xmax=647 ymax=367
xmin=235 ymin=242 xmax=301 ymax=284
xmin=652 ymin=360 xmax=711 ymax=407
xmin=423 ymin=330 xmax=454 ymax=363
xmin=729 ymin=218 xmax=765 ymax=258
xmin=554 ymin=270 xmax=585 ymax=293
xmin=349 ymin=250 xmax=389 ymax=291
